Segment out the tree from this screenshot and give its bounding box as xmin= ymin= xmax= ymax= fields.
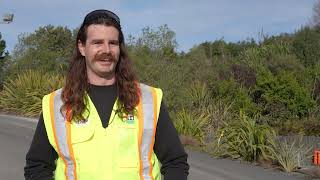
xmin=313 ymin=0 xmax=320 ymax=28
xmin=9 ymin=25 xmax=74 ymax=75
xmin=292 ymin=27 xmax=320 ymax=66
xmin=0 ymin=33 xmax=5 ymax=58
xmin=0 ymin=32 xmax=8 ymax=86
xmin=130 ymin=24 xmax=178 ymax=60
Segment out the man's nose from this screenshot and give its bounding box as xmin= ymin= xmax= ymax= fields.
xmin=101 ymin=43 xmax=111 ymax=53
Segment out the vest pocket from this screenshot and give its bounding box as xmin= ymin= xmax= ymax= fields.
xmin=71 ymin=121 xmax=95 ymax=144
xmin=116 ymin=125 xmax=139 ymax=170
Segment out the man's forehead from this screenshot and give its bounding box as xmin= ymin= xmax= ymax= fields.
xmin=87 ymin=24 xmax=118 ymax=31
xmin=86 ymin=25 xmax=119 ymax=37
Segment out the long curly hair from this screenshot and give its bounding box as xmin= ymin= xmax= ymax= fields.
xmin=61 ymin=10 xmax=140 ymax=121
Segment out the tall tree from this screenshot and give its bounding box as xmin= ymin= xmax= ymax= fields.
xmin=10 ymin=25 xmax=74 ymax=75
xmin=0 ymin=33 xmax=5 ymax=58
xmin=313 ymin=0 xmax=320 ymax=27
xmin=0 ymin=33 xmax=8 ymax=86
xmin=130 ymin=24 xmax=178 ymax=60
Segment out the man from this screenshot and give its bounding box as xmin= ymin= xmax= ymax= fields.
xmin=24 ymin=9 xmax=189 ymax=180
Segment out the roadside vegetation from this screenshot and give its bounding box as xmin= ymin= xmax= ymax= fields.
xmin=1 ymin=1 xmax=320 ymax=177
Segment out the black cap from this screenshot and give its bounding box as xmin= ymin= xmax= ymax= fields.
xmin=83 ymin=9 xmax=121 ymax=27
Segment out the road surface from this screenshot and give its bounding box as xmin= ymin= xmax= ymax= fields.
xmin=0 ymin=114 xmax=307 ymax=180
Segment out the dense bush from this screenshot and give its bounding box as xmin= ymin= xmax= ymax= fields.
xmin=173 ymin=108 xmax=209 ymax=141
xmin=254 ymin=69 xmax=316 ymax=121
xmin=215 ymin=112 xmax=276 ymax=161
xmin=213 ymin=79 xmax=257 ymax=115
xmin=293 ymin=27 xmax=320 ymax=66
xmin=0 ymin=70 xmax=63 ymax=117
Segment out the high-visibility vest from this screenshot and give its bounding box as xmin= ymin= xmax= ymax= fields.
xmin=42 ymin=83 xmax=162 ymax=180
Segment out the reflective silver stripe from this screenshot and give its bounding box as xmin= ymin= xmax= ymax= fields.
xmin=52 ymin=89 xmax=76 ymax=180
xmin=140 ymin=84 xmax=157 ymax=180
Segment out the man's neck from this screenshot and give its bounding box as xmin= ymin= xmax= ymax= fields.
xmin=88 ymin=74 xmax=116 ymax=86
xmin=89 ymin=78 xmax=115 ymax=86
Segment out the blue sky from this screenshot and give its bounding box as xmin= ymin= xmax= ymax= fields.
xmin=0 ymin=0 xmax=317 ymax=53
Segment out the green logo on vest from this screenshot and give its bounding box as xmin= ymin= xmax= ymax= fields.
xmin=126 ymin=114 xmax=135 ymax=124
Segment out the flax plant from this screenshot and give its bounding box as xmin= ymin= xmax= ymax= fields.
xmin=174 ymin=108 xmax=209 ymax=142
xmin=0 ymin=70 xmax=64 ymax=117
xmin=219 ymin=111 xmax=276 ymax=161
xmin=270 ymin=137 xmax=313 ymax=172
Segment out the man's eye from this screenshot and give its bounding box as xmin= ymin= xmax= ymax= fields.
xmin=110 ymin=41 xmax=119 ymax=45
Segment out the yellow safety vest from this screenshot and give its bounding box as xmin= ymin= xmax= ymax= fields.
xmin=42 ymin=83 xmax=162 ymax=180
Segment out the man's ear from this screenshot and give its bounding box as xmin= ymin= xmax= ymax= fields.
xmin=78 ymin=40 xmax=86 ymax=56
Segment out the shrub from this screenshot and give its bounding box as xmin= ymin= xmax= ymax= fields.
xmin=214 ymin=80 xmax=257 ymax=115
xmin=206 ymin=129 xmax=230 ymax=158
xmin=293 ymin=27 xmax=320 ymax=66
xmin=240 ymin=42 xmax=291 ymax=68
xmin=231 ymin=64 xmax=256 ymax=88
xmin=173 ymin=108 xmax=209 ymax=142
xmin=0 ymin=70 xmax=64 ymax=117
xmin=186 ymin=81 xmax=211 ymax=109
xmin=254 ymin=69 xmax=316 ymax=120
xmin=205 ymin=100 xmax=235 ymax=133
xmin=301 ymin=111 xmax=320 ymax=136
xmin=265 ymin=54 xmax=304 ymax=75
xmin=271 ymin=137 xmax=313 ymax=172
xmin=218 ymin=111 xmax=276 ymax=161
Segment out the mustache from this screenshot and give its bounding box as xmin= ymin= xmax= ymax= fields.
xmin=93 ymin=52 xmax=115 ymax=61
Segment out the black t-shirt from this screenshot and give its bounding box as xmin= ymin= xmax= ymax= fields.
xmin=24 ymin=84 xmax=189 ymax=180
xmin=87 ymin=83 xmax=117 ymax=128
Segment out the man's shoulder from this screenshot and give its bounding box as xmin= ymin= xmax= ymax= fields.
xmin=139 ymin=83 xmax=159 ymax=90
xmin=43 ymin=87 xmax=63 ymax=98
xmin=139 ymin=83 xmax=163 ymax=96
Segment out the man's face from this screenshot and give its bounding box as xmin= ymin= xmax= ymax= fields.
xmin=78 ymin=24 xmax=120 ymax=81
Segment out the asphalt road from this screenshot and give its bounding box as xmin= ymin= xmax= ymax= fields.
xmin=0 ymin=114 xmax=307 ymax=180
